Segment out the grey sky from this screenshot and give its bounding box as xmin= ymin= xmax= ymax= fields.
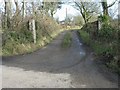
xmin=0 ymin=0 xmax=118 ymax=20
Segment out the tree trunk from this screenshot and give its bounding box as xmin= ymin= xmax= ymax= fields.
xmin=32 ymin=2 xmax=35 ymax=16
xmin=101 ymin=1 xmax=109 ymax=16
xmin=4 ymin=0 xmax=12 ymax=29
xmin=0 ymin=14 xmax=2 ymax=29
xmin=14 ymin=0 xmax=19 ymax=15
xmin=4 ymin=1 xmax=7 ymax=29
xmin=51 ymin=11 xmax=54 ymax=18
xmin=22 ymin=0 xmax=26 ymax=18
xmin=82 ymin=13 xmax=87 ymax=25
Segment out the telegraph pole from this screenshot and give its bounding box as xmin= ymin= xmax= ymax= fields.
xmin=66 ymin=7 xmax=67 ymax=29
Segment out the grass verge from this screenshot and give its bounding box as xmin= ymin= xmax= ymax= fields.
xmin=61 ymin=32 xmax=72 ymax=48
xmin=78 ymin=30 xmax=120 ymax=74
xmin=2 ymin=31 xmax=61 ymax=56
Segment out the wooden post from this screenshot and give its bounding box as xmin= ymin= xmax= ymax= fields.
xmin=29 ymin=18 xmax=36 ymax=44
xmin=98 ymin=20 xmax=102 ymax=30
xmin=32 ymin=19 xmax=36 ymax=44
xmin=98 ymin=16 xmax=102 ymax=30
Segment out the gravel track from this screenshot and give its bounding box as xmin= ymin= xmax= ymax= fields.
xmin=2 ymin=30 xmax=118 ymax=88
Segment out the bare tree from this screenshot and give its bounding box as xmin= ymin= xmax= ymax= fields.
xmin=42 ymin=0 xmax=62 ymax=17
xmin=74 ymin=1 xmax=99 ymax=24
xmin=22 ymin=0 xmax=26 ymax=18
xmin=14 ymin=0 xmax=19 ymax=15
xmin=4 ymin=0 xmax=12 ymax=29
xmin=101 ymin=0 xmax=117 ymax=16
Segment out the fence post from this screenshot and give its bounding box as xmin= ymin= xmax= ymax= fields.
xmin=98 ymin=20 xmax=102 ymax=30
xmin=29 ymin=18 xmax=36 ymax=44
xmin=32 ymin=19 xmax=36 ymax=44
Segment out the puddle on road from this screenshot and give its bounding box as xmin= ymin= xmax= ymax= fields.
xmin=79 ymin=52 xmax=86 ymax=55
xmin=79 ymin=43 xmax=82 ymax=46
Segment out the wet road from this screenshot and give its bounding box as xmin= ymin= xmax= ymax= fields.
xmin=2 ymin=30 xmax=118 ymax=88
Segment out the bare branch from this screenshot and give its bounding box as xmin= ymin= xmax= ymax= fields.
xmin=107 ymin=0 xmax=117 ymax=8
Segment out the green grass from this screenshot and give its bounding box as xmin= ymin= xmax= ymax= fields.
xmin=78 ymin=30 xmax=116 ymax=55
xmin=78 ymin=29 xmax=120 ymax=74
xmin=60 ymin=25 xmax=81 ymax=31
xmin=78 ymin=30 xmax=91 ymax=45
xmin=61 ymin=32 xmax=72 ymax=48
xmin=2 ymin=31 xmax=60 ymax=56
xmin=2 ymin=15 xmax=62 ymax=56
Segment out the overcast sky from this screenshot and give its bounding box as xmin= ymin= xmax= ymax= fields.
xmin=0 ymin=0 xmax=118 ymax=21
xmin=54 ymin=0 xmax=118 ymax=21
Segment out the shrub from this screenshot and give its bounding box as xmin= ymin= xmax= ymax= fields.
xmin=98 ymin=15 xmax=110 ymax=24
xmin=78 ymin=23 xmax=119 ymax=74
xmin=106 ymin=59 xmax=119 ymax=73
xmin=2 ymin=15 xmax=61 ymax=56
xmin=98 ymin=24 xmax=115 ymax=42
